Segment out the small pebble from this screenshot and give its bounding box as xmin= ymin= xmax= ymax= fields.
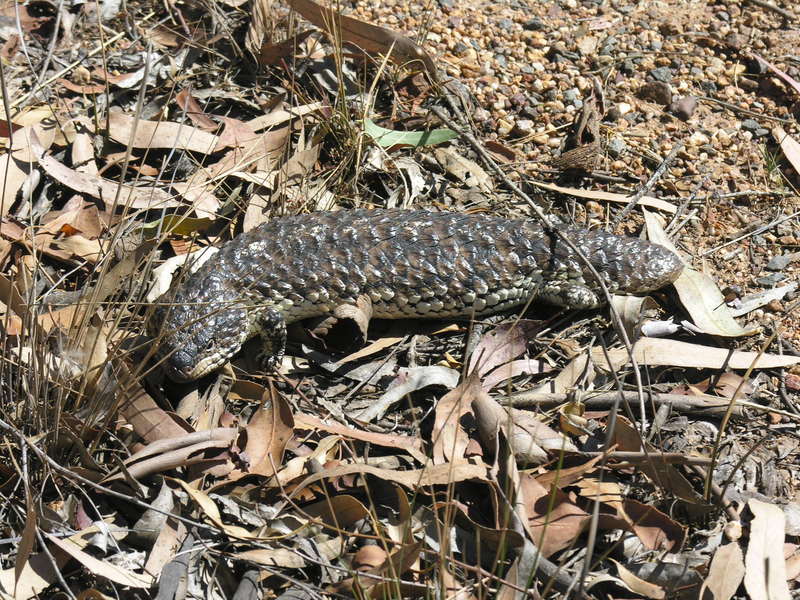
xmin=757 ymin=272 xmax=786 ymax=286
xmin=473 ymin=107 xmax=491 ymax=121
xmin=511 ymin=119 xmax=534 ymax=137
xmin=650 ymin=66 xmax=673 ymax=83
xmin=740 ymin=118 xmax=761 ymax=132
xmin=688 ymin=131 xmax=710 ymax=146
xmin=638 ymin=81 xmax=672 ymax=105
xmin=523 ymin=17 xmax=544 ymax=31
xmin=766 ymin=254 xmax=797 ymax=271
xmin=669 ymin=96 xmax=698 ymax=120
xmin=607 ymin=137 xmax=627 ymax=158
xmin=766 ymin=299 xmax=784 ymax=313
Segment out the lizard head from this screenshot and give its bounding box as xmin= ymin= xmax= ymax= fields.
xmin=148 ymin=273 xmax=252 ymax=382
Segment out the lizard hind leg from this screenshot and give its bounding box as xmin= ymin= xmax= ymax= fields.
xmin=538 ymin=279 xmax=602 ymax=310
xmin=254 ymin=307 xmax=288 ymax=372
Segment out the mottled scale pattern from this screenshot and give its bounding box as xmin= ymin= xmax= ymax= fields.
xmin=151 ymin=209 xmax=683 ymax=381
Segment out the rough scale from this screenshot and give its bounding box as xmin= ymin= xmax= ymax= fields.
xmin=150 ymin=209 xmax=683 ymax=381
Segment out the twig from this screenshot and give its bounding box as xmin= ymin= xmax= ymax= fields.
xmin=698 ymin=95 xmax=795 ymax=124
xmin=501 ymin=390 xmax=741 ymax=415
xmin=611 ymin=142 xmax=683 ymax=227
xmin=746 ymin=0 xmax=795 ymax=22
xmin=577 ymin=450 xmax=712 ymax=466
xmin=9 ymin=10 xmax=157 ymax=111
xmin=503 ymin=389 xmax=800 ymax=420
xmin=700 ymin=209 xmax=800 ymax=256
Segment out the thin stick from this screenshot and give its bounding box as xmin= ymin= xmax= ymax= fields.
xmin=746 ymin=0 xmax=795 ymax=21
xmin=699 ymin=95 xmax=794 ymax=124
xmin=9 ymin=10 xmax=156 ymax=111
xmin=611 ymin=142 xmax=683 ymax=227
xmin=700 ymin=209 xmax=800 ymax=257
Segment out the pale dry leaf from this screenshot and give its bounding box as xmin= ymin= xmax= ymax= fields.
xmin=233 ymin=548 xmax=308 ymax=569
xmin=610 ymin=294 xmax=659 ymax=342
xmin=508 ymin=407 xmax=577 ymax=459
xmin=293 ymin=412 xmax=426 ymax=463
xmin=731 ymin=282 xmax=797 ymax=317
xmin=333 ymin=295 xmax=373 ymax=344
xmin=356 ymin=365 xmax=459 ymax=422
xmin=175 ymin=88 xmax=218 ymax=131
xmin=704 ymin=542 xmax=745 ymax=600
xmin=171 ymin=479 xmax=254 ymax=539
xmin=521 ymin=474 xmax=590 ymax=557
xmin=623 ymin=499 xmax=686 ymax=552
xmin=302 ymin=495 xmax=370 ymax=530
xmin=35 ymin=144 xmax=178 ymax=210
xmin=107 ymin=111 xmax=220 ymax=153
xmin=529 ymin=180 xmax=677 ymax=214
xmin=288 ymin=462 xmax=487 ymax=497
xmin=335 ymin=335 xmax=405 ymax=365
xmin=44 ymin=531 xmax=150 ymax=588
xmin=644 ymin=210 xmax=753 ymax=337
xmin=115 ymin=364 xmax=190 ymax=443
xmin=773 ymin=126 xmax=800 ymax=178
xmin=611 ymin=416 xmax=703 ymax=503
xmin=744 ymin=498 xmax=791 ymax=600
xmin=245 ymin=0 xmax=273 ymax=58
xmin=611 ymin=559 xmax=666 ymax=599
xmin=141 ymin=517 xmax=186 ymax=584
xmin=432 ymin=376 xmax=478 ymax=465
xmin=481 ymin=358 xmax=550 ymax=392
xmin=53 ymin=234 xmax=104 ymax=262
xmin=467 ymin=320 xmax=541 ymax=378
xmin=227 ymin=393 xmax=293 ymax=479
xmin=591 ymin=338 xmax=799 ymax=372
xmin=530 ymin=353 xmax=593 ymax=395
xmin=434 ymin=147 xmax=493 ymax=192
xmin=247 ymin=101 xmax=326 ymax=132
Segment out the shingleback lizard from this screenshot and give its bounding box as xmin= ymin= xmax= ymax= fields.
xmin=149 ymin=209 xmax=683 ymax=382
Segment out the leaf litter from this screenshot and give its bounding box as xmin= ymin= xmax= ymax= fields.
xmin=0 ymin=0 xmax=799 ymax=598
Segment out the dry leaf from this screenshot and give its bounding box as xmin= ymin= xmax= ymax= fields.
xmin=704 ymin=542 xmax=745 ymax=600
xmin=773 ymin=126 xmax=800 ymax=178
xmin=744 ymin=498 xmax=791 ymax=600
xmin=286 ymin=0 xmax=437 ymax=79
xmin=529 ymin=180 xmax=677 ymax=214
xmin=356 ymin=365 xmax=459 ymax=422
xmin=611 ymin=559 xmax=666 ymax=599
xmin=644 ymin=210 xmax=754 ymax=337
xmin=521 ymin=474 xmax=590 ymax=557
xmin=44 ymin=531 xmax=150 ymax=588
xmin=107 ymin=111 xmax=220 ymax=153
xmin=226 ymin=392 xmax=294 ymax=479
xmin=432 ymin=376 xmax=479 ymax=465
xmin=592 ymin=338 xmax=799 ymax=372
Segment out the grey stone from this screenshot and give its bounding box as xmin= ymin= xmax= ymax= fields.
xmin=523 ymin=17 xmax=544 ymax=30
xmin=757 ymin=272 xmax=786 ymax=286
xmin=650 ymin=66 xmax=673 ymax=83
xmin=766 ymin=253 xmax=798 ymax=271
xmin=498 ymin=18 xmax=513 ymax=30
xmin=741 ymin=118 xmax=761 ymax=132
xmin=607 ymin=137 xmax=627 ymax=158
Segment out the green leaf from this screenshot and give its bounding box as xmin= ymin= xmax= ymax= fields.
xmin=138 ymin=215 xmax=215 ymax=238
xmin=364 ymin=118 xmax=457 ymax=148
